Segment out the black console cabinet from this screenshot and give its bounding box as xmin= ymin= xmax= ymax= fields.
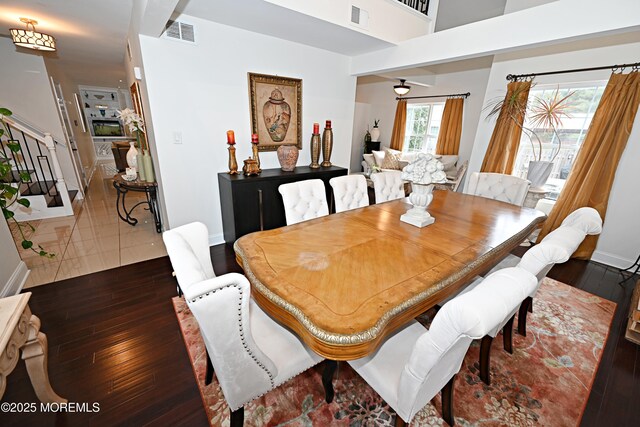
xmin=218 ymin=166 xmax=348 ymax=244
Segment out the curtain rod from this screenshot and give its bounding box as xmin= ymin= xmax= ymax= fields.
xmin=506 ymin=62 xmax=640 ymax=81
xmin=396 ymin=92 xmax=470 ymax=101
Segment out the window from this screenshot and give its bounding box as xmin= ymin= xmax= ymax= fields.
xmin=403 ymin=103 xmax=445 ymax=154
xmin=512 ymin=83 xmax=605 ymax=200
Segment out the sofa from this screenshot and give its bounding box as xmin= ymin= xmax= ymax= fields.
xmin=362 ymin=149 xmax=459 ymax=179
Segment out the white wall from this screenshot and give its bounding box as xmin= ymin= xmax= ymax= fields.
xmin=467 ymin=39 xmax=640 ymax=267
xmin=0 ymin=220 xmax=28 ymax=297
xmin=138 ymin=16 xmax=356 ymax=242
xmin=351 ymin=0 xmax=640 ymax=76
xmin=354 ymin=64 xmax=492 ymax=167
xmin=265 ymin=0 xmax=434 ymax=43
xmin=44 ymin=60 xmax=97 ymax=182
xmin=0 ymin=38 xmax=80 ymax=191
xmin=350 ymin=101 xmax=372 ymax=171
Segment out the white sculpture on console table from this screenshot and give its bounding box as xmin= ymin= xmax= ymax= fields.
xmin=400 ymin=153 xmax=447 ymax=228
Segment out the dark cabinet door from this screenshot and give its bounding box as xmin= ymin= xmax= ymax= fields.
xmin=218 ymin=166 xmax=347 ymax=244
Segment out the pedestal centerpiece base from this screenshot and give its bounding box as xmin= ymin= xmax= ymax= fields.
xmin=401 ymin=212 xmax=435 ymax=228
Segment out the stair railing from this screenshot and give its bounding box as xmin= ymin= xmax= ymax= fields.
xmin=397 ymin=0 xmax=430 ymax=16
xmin=1 ymin=116 xmax=73 ymax=217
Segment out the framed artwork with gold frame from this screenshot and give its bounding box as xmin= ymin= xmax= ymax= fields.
xmin=248 ymin=73 xmax=302 ymax=151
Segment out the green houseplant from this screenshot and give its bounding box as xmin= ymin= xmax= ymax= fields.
xmin=0 ymin=107 xmax=54 ymax=257
xmin=484 ymin=85 xmax=574 ymax=188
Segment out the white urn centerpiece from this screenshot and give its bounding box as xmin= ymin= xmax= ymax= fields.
xmin=400 ymin=153 xmax=447 ymax=228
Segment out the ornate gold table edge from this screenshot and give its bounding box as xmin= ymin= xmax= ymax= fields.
xmin=234 ymin=215 xmax=546 ymax=360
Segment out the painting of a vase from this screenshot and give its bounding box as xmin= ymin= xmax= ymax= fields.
xmin=262 ymin=88 xmax=291 ymax=142
xmin=248 ymin=73 xmax=302 ymax=151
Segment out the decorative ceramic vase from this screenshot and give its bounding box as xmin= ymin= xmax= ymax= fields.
xmin=401 ymin=183 xmax=435 ymax=228
xmin=321 ymin=120 xmax=333 ymax=168
xmin=364 ymin=129 xmax=372 ymax=143
xmin=143 ymin=152 xmax=155 ymax=182
xmin=527 ymin=160 xmax=553 ymax=189
xmin=136 ymin=152 xmax=146 ymax=181
xmin=126 ymin=141 xmax=138 ymax=170
xmin=262 ymin=88 xmax=291 ymax=142
xmin=370 ymin=126 xmax=380 ymax=142
xmin=310 ymin=133 xmax=321 ymax=169
xmin=277 ymin=144 xmax=299 ymax=172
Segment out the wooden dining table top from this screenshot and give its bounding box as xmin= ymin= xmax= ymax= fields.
xmin=234 ymin=190 xmax=546 ymax=360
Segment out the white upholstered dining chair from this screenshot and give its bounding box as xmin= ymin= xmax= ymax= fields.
xmin=466 ymin=172 xmax=530 ymax=206
xmin=484 ymin=207 xmax=603 ymax=336
xmin=329 ymin=174 xmax=369 ymax=213
xmin=370 ymin=170 xmax=405 ymax=203
xmin=278 ymin=179 xmax=329 ymax=225
xmin=163 ymin=222 xmax=324 ymax=427
xmin=348 ymin=266 xmax=537 ymax=426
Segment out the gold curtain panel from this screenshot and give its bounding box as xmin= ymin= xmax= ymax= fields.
xmin=390 ymin=99 xmax=407 ymax=151
xmin=481 ymin=81 xmax=531 ymax=174
xmin=435 ymin=98 xmax=464 ymax=155
xmin=537 ymin=71 xmax=640 ymax=258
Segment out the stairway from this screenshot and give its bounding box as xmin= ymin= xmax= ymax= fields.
xmin=1 ymin=117 xmax=75 ymax=220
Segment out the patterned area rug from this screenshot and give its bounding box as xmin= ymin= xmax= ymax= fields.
xmin=172 ymin=278 xmax=615 ymax=426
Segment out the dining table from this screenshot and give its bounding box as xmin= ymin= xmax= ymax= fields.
xmin=234 ymin=190 xmax=546 ymax=362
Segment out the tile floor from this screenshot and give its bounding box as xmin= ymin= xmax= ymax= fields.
xmin=10 ymin=162 xmax=166 ymax=288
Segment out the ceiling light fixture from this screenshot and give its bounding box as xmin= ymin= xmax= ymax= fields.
xmin=393 ymin=79 xmax=411 ymax=96
xmin=10 ymin=18 xmax=56 ymax=52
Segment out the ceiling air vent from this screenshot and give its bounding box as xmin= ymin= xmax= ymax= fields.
xmin=350 ymin=5 xmax=369 ymax=28
xmin=163 ymin=20 xmax=195 ymax=43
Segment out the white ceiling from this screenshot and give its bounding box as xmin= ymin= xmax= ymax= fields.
xmin=174 ymin=0 xmax=394 ymax=56
xmin=0 ymin=0 xmax=133 ymax=87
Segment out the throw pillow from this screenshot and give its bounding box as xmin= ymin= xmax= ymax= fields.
xmin=439 ymin=155 xmax=459 ymax=174
xmin=363 ymin=154 xmax=375 ymax=169
xmin=372 ymin=150 xmax=386 ymax=167
xmin=381 ymin=148 xmax=402 ymax=170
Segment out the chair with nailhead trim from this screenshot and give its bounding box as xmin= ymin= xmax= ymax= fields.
xmin=163 ymin=222 xmax=324 ymax=426
xmin=329 ymin=174 xmax=369 ymax=213
xmin=278 ymin=179 xmax=329 ymax=225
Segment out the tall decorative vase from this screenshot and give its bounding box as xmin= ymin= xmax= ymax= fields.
xmin=527 ymin=160 xmax=553 ymax=190
xmin=143 ymin=151 xmax=155 ymax=182
xmin=277 ymin=145 xmax=299 ymax=172
xmin=136 ymin=152 xmax=146 ymax=181
xmin=370 ymin=126 xmax=380 ymax=142
xmin=310 ymin=123 xmax=321 ymax=169
xmin=321 ymin=120 xmax=333 ymax=167
xmin=400 ymin=183 xmax=435 ymax=228
xmin=126 ymin=141 xmax=138 ymax=170
xmin=262 ymin=88 xmax=291 ymax=142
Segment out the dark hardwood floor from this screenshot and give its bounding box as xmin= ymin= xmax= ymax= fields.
xmin=1 ymin=243 xmax=637 ymax=426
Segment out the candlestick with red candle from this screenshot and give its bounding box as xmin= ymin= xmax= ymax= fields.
xmin=321 ymin=120 xmax=333 ymax=167
xmin=309 ymin=123 xmax=321 ymax=168
xmin=226 ymin=130 xmax=238 ymax=174
xmin=251 ymin=133 xmax=261 ymax=172
xmin=226 ymin=130 xmax=236 ymax=145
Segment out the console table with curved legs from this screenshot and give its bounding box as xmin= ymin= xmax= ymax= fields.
xmin=0 ymin=293 xmax=66 ymax=403
xmin=112 ymin=174 xmax=162 ymax=233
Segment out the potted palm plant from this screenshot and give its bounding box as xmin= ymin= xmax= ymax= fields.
xmin=485 ymin=85 xmax=574 ymax=189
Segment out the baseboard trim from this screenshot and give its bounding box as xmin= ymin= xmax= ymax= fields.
xmin=592 ymin=250 xmax=634 ymax=270
xmin=208 ymin=233 xmax=225 ymax=246
xmin=1 ymin=261 xmax=30 ymax=297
